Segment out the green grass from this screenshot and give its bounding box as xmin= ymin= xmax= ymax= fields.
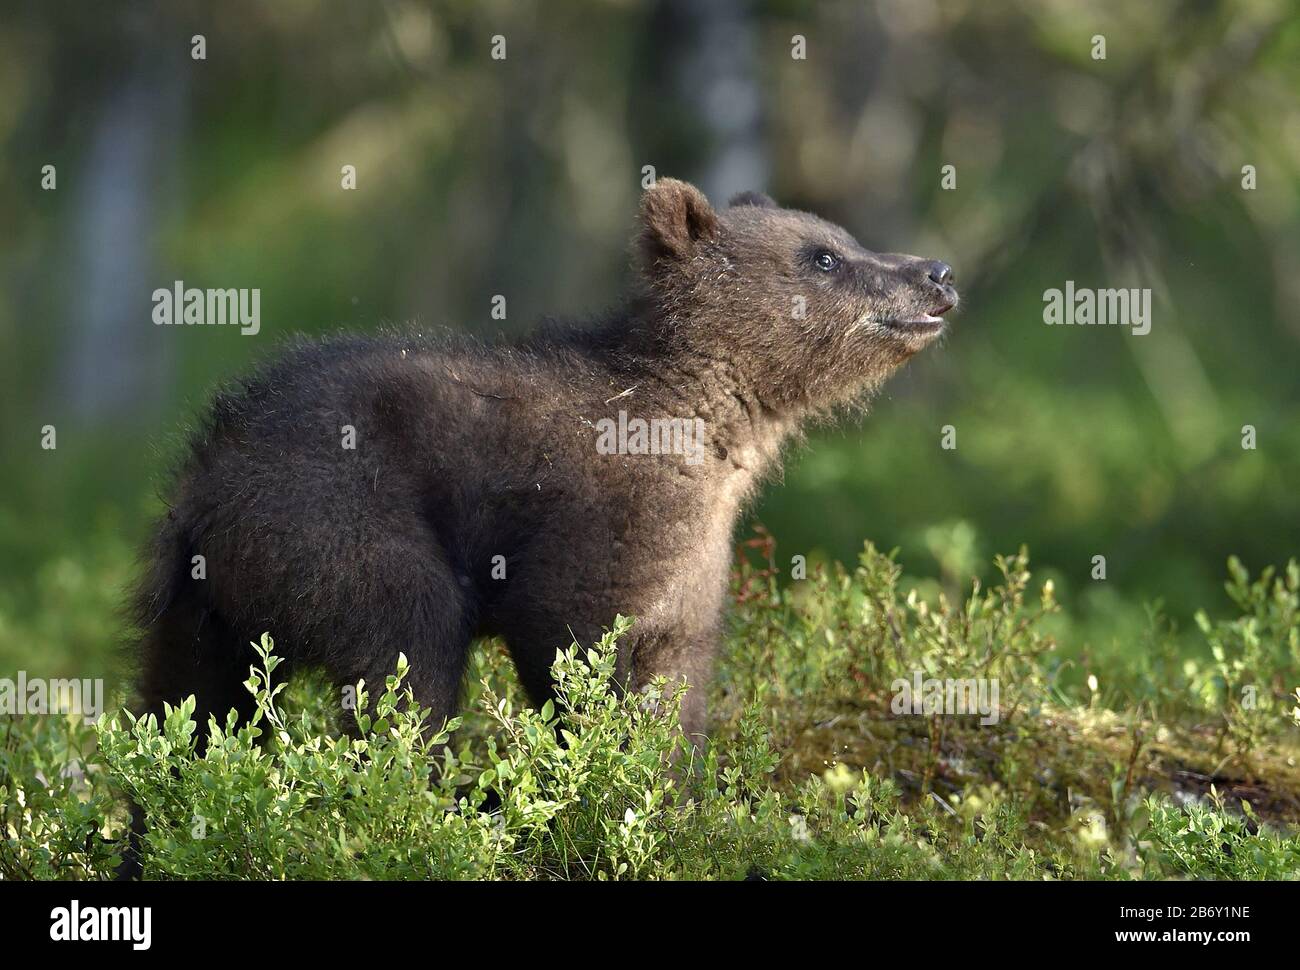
xmin=2 ymin=535 xmax=1298 ymax=880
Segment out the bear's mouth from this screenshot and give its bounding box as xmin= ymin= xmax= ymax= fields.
xmin=879 ymin=315 xmax=945 ymax=332
xmin=869 ymin=298 xmax=956 ymax=335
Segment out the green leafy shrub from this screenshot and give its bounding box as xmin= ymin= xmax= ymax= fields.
xmin=2 ymin=545 xmax=1297 ymax=881
xmin=0 ymin=711 xmax=118 ymax=879
xmin=1193 ymin=558 xmax=1300 ymax=774
xmin=1139 ymin=794 xmax=1300 ymax=879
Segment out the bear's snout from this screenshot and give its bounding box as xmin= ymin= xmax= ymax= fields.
xmin=905 ymin=256 xmax=959 ymax=317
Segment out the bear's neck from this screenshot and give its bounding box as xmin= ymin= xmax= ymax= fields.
xmin=591 ymin=300 xmax=801 ymax=479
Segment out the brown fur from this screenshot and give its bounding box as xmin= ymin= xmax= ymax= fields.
xmin=130 ymin=178 xmax=959 ymax=749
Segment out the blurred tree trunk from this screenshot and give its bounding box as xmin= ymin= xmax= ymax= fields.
xmin=639 ymin=0 xmax=769 ymax=200
xmin=61 ymin=56 xmax=183 ymax=424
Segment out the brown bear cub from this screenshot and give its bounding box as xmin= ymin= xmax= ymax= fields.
xmin=130 ymin=178 xmax=958 ymax=751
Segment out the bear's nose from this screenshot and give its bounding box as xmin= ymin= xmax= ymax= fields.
xmin=927 ymin=261 xmax=954 ymax=286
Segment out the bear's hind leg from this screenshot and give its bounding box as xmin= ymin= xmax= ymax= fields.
xmin=318 ymin=540 xmax=475 ymax=738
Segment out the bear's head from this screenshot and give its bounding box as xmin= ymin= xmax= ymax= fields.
xmin=637 ymin=178 xmax=958 ymax=415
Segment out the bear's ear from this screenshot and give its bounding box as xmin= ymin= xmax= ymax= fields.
xmin=728 ymin=190 xmax=777 ymax=209
xmin=639 ymin=178 xmax=719 ymax=263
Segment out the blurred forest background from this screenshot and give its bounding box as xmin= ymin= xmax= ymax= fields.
xmin=1 ymin=0 xmax=1297 ymax=695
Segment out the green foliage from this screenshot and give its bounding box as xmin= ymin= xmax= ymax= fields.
xmin=0 ymin=712 xmax=119 ymax=879
xmin=2 ymin=545 xmax=1297 ymax=881
xmin=1193 ymin=558 xmax=1300 ymax=774
xmin=1139 ymin=794 xmax=1300 ymax=880
xmin=0 ymin=513 xmax=133 ymax=680
xmin=726 ymin=539 xmax=1059 ymax=715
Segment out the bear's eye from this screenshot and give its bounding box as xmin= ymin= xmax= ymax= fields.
xmin=813 ymin=250 xmax=841 ymax=272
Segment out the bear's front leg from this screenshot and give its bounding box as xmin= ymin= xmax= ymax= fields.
xmin=626 ymin=621 xmax=719 ymax=749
